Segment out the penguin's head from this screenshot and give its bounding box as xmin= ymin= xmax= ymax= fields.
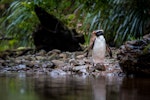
xmin=93 ymin=30 xmax=104 ymax=37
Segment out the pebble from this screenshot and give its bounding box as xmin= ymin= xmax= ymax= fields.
xmin=72 ymin=65 xmax=88 ymax=71
xmin=49 ymin=69 xmax=67 ymax=77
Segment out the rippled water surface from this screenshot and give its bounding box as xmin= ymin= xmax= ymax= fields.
xmin=0 ymin=73 xmax=150 ymax=100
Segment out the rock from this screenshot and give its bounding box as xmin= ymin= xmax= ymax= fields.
xmin=88 ymin=66 xmax=95 ymax=73
xmin=35 ymin=56 xmax=46 ymax=60
xmin=44 ymin=61 xmax=55 ymax=68
xmin=76 ymin=54 xmax=85 ymax=59
xmin=59 ymin=53 xmax=67 ymax=59
xmin=36 ymin=49 xmax=46 ymax=56
xmin=0 ymin=59 xmax=4 ymax=63
xmin=14 ymin=59 xmax=22 ymax=64
xmin=95 ymin=63 xmax=106 ymax=71
xmin=0 ymin=60 xmax=5 ymax=66
xmin=79 ymin=69 xmax=88 ymax=74
xmin=72 ymin=65 xmax=88 ymax=71
xmin=69 ymin=58 xmax=86 ymax=66
xmin=49 ymin=69 xmax=67 ymax=77
xmin=51 ymin=60 xmax=66 ymax=68
xmin=77 ymin=59 xmax=85 ymax=65
xmin=2 ymin=67 xmax=11 ymax=72
xmin=69 ymin=59 xmax=79 ymax=66
xmin=61 ymin=65 xmax=72 ymax=71
xmin=46 ymin=49 xmax=61 ymax=56
xmin=83 ymin=58 xmax=91 ymax=64
xmin=16 ymin=64 xmax=26 ymax=69
xmin=117 ymin=34 xmax=150 ymax=75
xmin=26 ymin=61 xmax=36 ymax=68
xmin=24 ymin=55 xmax=36 ymax=61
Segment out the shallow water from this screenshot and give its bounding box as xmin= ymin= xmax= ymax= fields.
xmin=0 ymin=73 xmax=150 ymax=100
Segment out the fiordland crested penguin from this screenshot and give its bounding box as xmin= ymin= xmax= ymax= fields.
xmin=89 ymin=30 xmax=112 ymax=65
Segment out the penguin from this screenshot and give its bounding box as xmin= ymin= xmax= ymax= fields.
xmin=88 ymin=30 xmax=112 ymax=66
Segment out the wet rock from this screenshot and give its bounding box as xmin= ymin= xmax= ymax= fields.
xmin=36 ymin=49 xmax=46 ymax=56
xmin=69 ymin=58 xmax=86 ymax=66
xmin=17 ymin=64 xmax=26 ymax=69
xmin=59 ymin=53 xmax=67 ymax=59
xmin=79 ymin=69 xmax=88 ymax=74
xmin=72 ymin=65 xmax=88 ymax=71
xmin=69 ymin=59 xmax=79 ymax=66
xmin=51 ymin=60 xmax=66 ymax=68
xmin=88 ymin=66 xmax=95 ymax=73
xmin=49 ymin=69 xmax=67 ymax=76
xmin=26 ymin=61 xmax=36 ymax=68
xmin=35 ymin=56 xmax=47 ymax=60
xmin=2 ymin=67 xmax=12 ymax=72
xmin=0 ymin=60 xmax=5 ymax=66
xmin=0 ymin=59 xmax=4 ymax=63
xmin=76 ymin=54 xmax=85 ymax=59
xmin=43 ymin=61 xmax=55 ymax=68
xmin=77 ymin=59 xmax=85 ymax=65
xmin=95 ymin=64 xmax=106 ymax=71
xmin=46 ymin=50 xmax=61 ymax=60
xmin=46 ymin=49 xmax=61 ymax=56
xmin=117 ymin=34 xmax=150 ymax=75
xmin=61 ymin=65 xmax=72 ymax=71
xmin=14 ymin=59 xmax=22 ymax=64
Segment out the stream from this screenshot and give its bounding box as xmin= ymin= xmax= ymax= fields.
xmin=0 ymin=73 xmax=150 ymax=100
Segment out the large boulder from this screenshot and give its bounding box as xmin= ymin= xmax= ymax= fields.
xmin=117 ymin=34 xmax=150 ymax=75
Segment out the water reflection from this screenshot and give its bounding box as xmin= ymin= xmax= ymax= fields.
xmin=0 ymin=73 xmax=38 ymax=100
xmin=91 ymin=76 xmax=122 ymax=100
xmin=34 ymin=75 xmax=93 ymax=100
xmin=0 ymin=73 xmax=150 ymax=100
xmin=119 ymin=77 xmax=150 ymax=100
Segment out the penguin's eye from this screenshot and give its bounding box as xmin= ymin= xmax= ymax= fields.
xmin=96 ymin=31 xmax=103 ymax=36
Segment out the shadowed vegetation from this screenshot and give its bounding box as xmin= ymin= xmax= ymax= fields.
xmin=0 ymin=0 xmax=150 ymax=50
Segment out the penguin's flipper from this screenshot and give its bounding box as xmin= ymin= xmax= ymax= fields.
xmin=85 ymin=31 xmax=97 ymax=57
xmin=106 ymin=44 xmax=112 ymax=58
xmin=85 ymin=38 xmax=96 ymax=57
xmin=90 ymin=33 xmax=96 ymax=49
xmin=91 ymin=39 xmax=95 ymax=49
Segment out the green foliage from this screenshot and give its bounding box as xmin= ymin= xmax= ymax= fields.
xmin=108 ymin=0 xmax=150 ymax=46
xmin=143 ymin=44 xmax=150 ymax=54
xmin=0 ymin=1 xmax=39 ymax=51
xmin=0 ymin=0 xmax=150 ymax=50
xmin=82 ymin=0 xmax=150 ymax=46
xmin=0 ymin=0 xmax=84 ymax=50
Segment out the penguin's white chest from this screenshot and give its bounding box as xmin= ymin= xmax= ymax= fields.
xmin=92 ymin=36 xmax=106 ymax=63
